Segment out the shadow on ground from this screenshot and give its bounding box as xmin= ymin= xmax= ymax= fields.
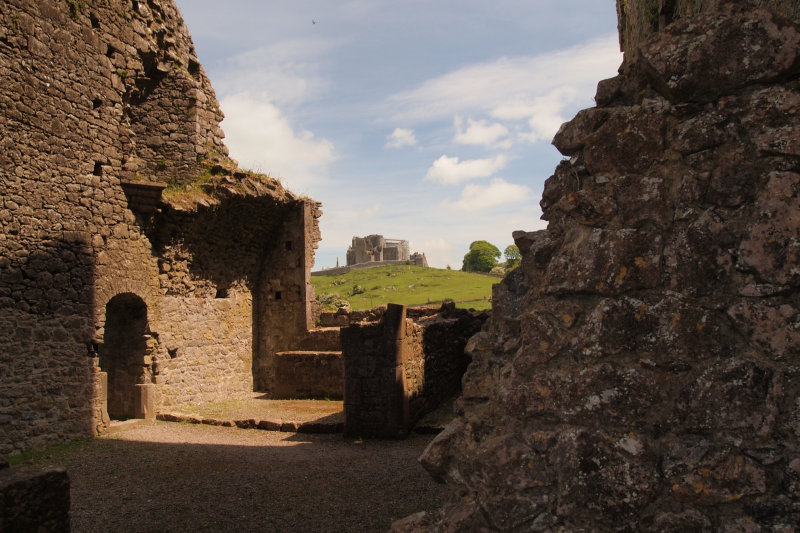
xmin=47 ymin=423 xmax=445 ymax=532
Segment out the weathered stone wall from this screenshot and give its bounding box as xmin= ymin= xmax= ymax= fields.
xmin=407 ymin=306 xmax=488 ymax=422
xmin=0 ymin=309 xmax=97 ymax=454
xmin=343 ymin=304 xmax=421 ymax=438
xmin=343 ymin=304 xmax=487 ymax=438
xmin=1 ymin=0 xmax=321 ymax=454
xmin=0 ymin=460 xmax=70 ymax=532
xmin=347 ymin=234 xmax=385 ymax=265
xmin=400 ymin=2 xmax=800 ymax=531
xmin=616 ymin=0 xmax=800 ymax=56
xmin=317 ymin=307 xmax=386 ymax=327
xmin=253 ymin=201 xmax=322 ymax=394
xmin=273 ymin=351 xmax=344 ymax=399
xmin=0 ymin=0 xmax=182 ymax=454
xmin=346 ymin=235 xmax=412 ymax=266
xmin=155 ymin=293 xmax=253 ymax=409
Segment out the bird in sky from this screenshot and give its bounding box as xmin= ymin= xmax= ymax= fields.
xmin=312 ymin=19 xmax=317 ymax=24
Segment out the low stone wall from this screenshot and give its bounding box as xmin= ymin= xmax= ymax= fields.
xmin=0 ymin=460 xmax=70 ymax=532
xmin=342 ymin=303 xmax=487 ymax=438
xmin=273 ymin=351 xmax=344 ymax=399
xmin=407 ymin=307 xmax=487 ymax=422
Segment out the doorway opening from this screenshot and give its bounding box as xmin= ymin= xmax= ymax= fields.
xmin=99 ymin=293 xmax=155 ymax=419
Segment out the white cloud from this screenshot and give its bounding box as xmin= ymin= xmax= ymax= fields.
xmin=386 ymin=128 xmax=417 ymax=148
xmin=214 ymin=38 xmax=340 ymax=108
xmin=385 ymin=34 xmax=621 ymax=143
xmin=219 ymin=92 xmax=336 ymax=192
xmin=492 ymin=86 xmax=581 ymax=142
xmin=425 ymin=154 xmax=508 ymax=185
xmin=454 ymin=117 xmax=510 ymax=147
xmin=446 ymin=178 xmax=531 ymax=211
xmin=361 ymin=203 xmax=382 ymax=218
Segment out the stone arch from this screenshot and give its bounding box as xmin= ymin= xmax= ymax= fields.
xmin=98 ymin=292 xmax=156 ymax=419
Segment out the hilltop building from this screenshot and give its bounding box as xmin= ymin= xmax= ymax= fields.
xmin=346 ymin=235 xmax=427 ymax=268
xmin=346 ymin=235 xmax=410 ymax=265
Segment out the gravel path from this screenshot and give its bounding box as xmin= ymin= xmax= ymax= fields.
xmin=49 ymin=422 xmax=446 ymax=532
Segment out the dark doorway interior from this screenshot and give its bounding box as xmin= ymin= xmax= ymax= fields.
xmin=99 ymin=293 xmax=151 ymax=419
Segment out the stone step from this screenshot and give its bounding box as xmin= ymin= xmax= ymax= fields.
xmin=298 ymin=327 xmax=342 ymax=351
xmin=157 ymin=412 xmax=343 ymax=434
xmin=273 ymin=351 xmax=344 ymax=400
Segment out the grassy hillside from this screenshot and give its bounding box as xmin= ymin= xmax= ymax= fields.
xmin=311 ymin=265 xmax=498 ymax=311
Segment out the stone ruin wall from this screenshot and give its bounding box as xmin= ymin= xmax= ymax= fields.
xmin=0 ymin=0 xmax=320 ymax=455
xmin=0 ymin=458 xmax=70 ymax=532
xmin=617 ymin=0 xmax=800 ymax=56
xmin=346 ymin=234 xmax=412 ymax=266
xmin=396 ymin=1 xmax=800 ymax=531
xmin=342 ymin=304 xmax=488 ymax=438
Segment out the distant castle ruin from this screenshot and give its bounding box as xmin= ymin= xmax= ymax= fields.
xmin=347 ymin=235 xmax=411 ymax=265
xmin=314 ymin=235 xmax=427 ymax=277
xmin=345 ymin=235 xmax=427 ymax=269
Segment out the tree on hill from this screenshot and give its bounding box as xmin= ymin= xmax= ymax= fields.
xmin=504 ymin=244 xmax=521 ymax=271
xmin=462 ymin=240 xmax=501 ymax=272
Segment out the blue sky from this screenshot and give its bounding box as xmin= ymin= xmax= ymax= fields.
xmin=174 ymin=1 xmax=622 ymax=270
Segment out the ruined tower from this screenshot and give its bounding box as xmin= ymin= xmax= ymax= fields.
xmin=0 ymin=0 xmax=321 ymax=455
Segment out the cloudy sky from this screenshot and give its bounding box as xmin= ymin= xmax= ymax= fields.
xmin=174 ymin=0 xmax=622 ymax=270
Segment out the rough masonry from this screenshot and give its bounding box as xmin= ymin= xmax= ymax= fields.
xmin=0 ymin=0 xmax=321 ymax=455
xmin=395 ymin=1 xmax=800 ymax=530
xmin=342 ymin=303 xmax=488 ymax=438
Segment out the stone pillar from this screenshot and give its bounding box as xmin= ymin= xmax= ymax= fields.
xmin=94 ymin=371 xmax=110 ymax=432
xmin=386 ymin=304 xmax=411 ymax=438
xmin=134 ymin=383 xmax=156 ymax=420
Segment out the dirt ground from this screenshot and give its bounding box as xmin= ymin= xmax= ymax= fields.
xmin=170 ymin=395 xmax=346 ymax=425
xmin=29 ymin=419 xmax=448 ymax=533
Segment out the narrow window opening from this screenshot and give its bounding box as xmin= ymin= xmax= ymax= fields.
xmin=131 ymin=0 xmax=140 ymax=12
xmin=106 ymin=44 xmax=116 ymax=58
xmin=188 ymin=59 xmax=200 ymax=77
xmin=275 ymin=291 xmax=282 ymax=301
xmin=90 ymin=13 xmax=100 ymax=28
xmin=215 ymin=288 xmax=229 ymax=299
xmin=93 ymin=162 xmax=103 ymax=176
xmin=92 ymin=98 xmax=102 ymax=109
xmin=168 ymin=348 xmax=178 ymax=359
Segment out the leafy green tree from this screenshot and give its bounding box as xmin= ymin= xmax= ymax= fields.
xmin=462 ymin=240 xmax=501 ymax=272
xmin=504 ymin=244 xmax=521 ymax=271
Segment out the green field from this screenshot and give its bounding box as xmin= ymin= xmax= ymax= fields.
xmin=311 ymin=265 xmax=498 ymax=311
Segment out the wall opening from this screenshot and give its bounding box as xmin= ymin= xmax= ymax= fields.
xmin=188 ymin=59 xmax=200 ymax=78
xmin=98 ymin=293 xmax=153 ymax=420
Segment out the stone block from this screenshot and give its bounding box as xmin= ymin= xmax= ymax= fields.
xmin=0 ymin=465 xmax=70 ymax=532
xmin=134 ymin=383 xmax=156 ymax=420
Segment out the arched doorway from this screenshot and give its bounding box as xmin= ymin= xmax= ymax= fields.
xmin=99 ymin=293 xmax=154 ymax=419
